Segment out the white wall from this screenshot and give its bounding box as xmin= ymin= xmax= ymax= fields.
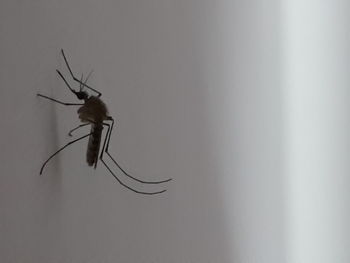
xmin=0 ymin=0 xmax=348 ymax=263
xmin=283 ymin=1 xmax=350 ymax=262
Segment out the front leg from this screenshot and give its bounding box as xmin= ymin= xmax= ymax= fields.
xmin=37 ymin=94 xmax=83 ymax=106
xmin=60 ymin=49 xmax=102 ymax=97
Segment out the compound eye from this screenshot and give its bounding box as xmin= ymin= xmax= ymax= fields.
xmin=76 ymin=92 xmax=87 ymax=100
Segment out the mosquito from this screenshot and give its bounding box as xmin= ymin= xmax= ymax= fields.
xmin=37 ymin=49 xmax=172 ymax=195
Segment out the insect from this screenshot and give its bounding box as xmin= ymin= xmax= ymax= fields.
xmin=37 ymin=49 xmax=171 ymax=195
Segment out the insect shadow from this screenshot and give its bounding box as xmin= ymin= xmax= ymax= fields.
xmin=37 ymin=49 xmax=172 ymax=195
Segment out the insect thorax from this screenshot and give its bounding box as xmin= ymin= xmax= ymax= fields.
xmin=77 ymin=96 xmax=109 ymax=123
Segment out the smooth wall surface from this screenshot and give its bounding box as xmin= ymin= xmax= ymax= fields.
xmin=283 ymin=1 xmax=350 ymax=262
xmin=0 ymin=0 xmax=348 ymax=263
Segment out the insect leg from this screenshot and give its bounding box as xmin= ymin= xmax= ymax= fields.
xmin=81 ymin=70 xmax=94 ymax=92
xmin=56 ymin=69 xmax=79 ymax=96
xmin=40 ymin=133 xmax=91 ymax=175
xmin=101 ymin=159 xmax=166 ymax=195
xmin=99 ymin=124 xmax=166 ymax=195
xmin=60 ymin=49 xmax=102 ymax=97
xmin=101 ymin=117 xmax=172 ymax=184
xmin=68 ymin=123 xmax=90 ymax=136
xmin=37 ymin=94 xmax=83 ymax=106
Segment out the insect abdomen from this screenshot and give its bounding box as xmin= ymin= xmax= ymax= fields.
xmin=87 ymin=124 xmax=103 ymax=168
